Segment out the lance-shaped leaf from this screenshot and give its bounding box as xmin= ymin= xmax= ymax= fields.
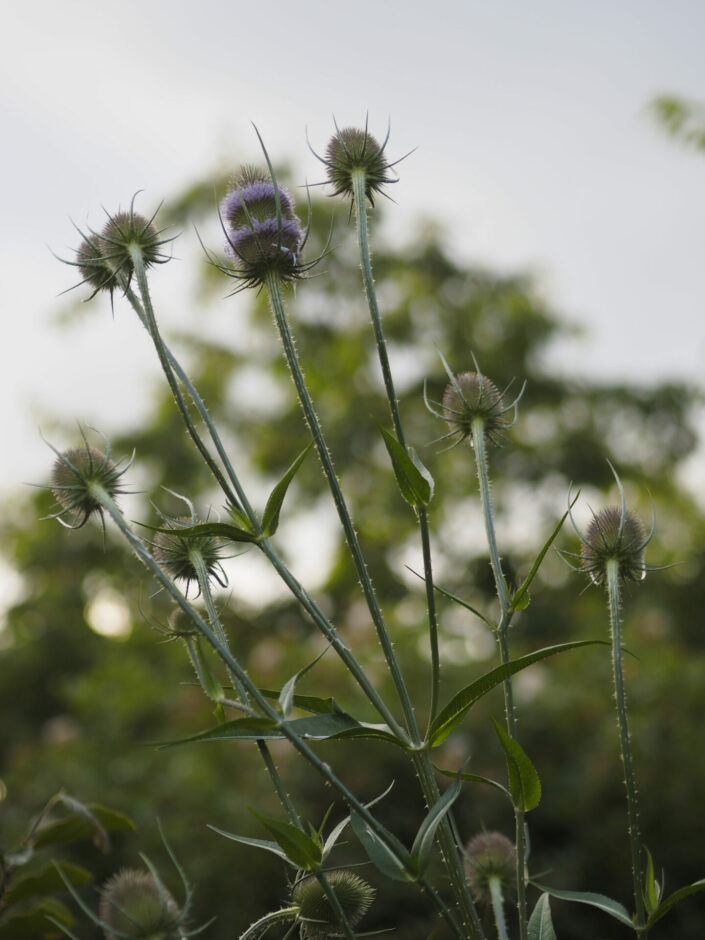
xmin=527 ymin=894 xmax=556 ymax=940
xmin=350 ymin=811 xmax=414 ymax=882
xmin=0 ymin=897 xmax=74 ymax=939
xmin=259 ymin=689 xmax=339 ymax=714
xmin=492 ymin=718 xmax=541 ymax=812
xmin=249 ymin=809 xmax=322 ymax=870
xmin=643 ymin=846 xmax=662 ymax=915
xmin=530 ymin=882 xmax=633 ymax=926
xmin=410 ymin=770 xmax=463 ymax=876
xmin=278 ymin=644 xmax=331 ymax=719
xmin=262 ymin=442 xmax=313 ymax=536
xmin=645 ymin=878 xmax=705 ymax=928
xmin=429 ymin=640 xmax=605 ymax=746
xmin=33 ymin=804 xmax=135 ymax=851
xmin=158 ymin=712 xmax=401 ymax=748
xmin=207 ymin=826 xmax=295 ymax=867
xmin=434 ymin=765 xmax=513 ymax=804
xmin=3 ymin=863 xmax=91 ymax=908
xmin=510 ymin=498 xmax=577 ymax=613
xmin=378 ymin=426 xmax=433 ymax=507
xmin=185 ymin=637 xmax=224 ymax=703
xmin=152 ymin=519 xmax=259 ymax=544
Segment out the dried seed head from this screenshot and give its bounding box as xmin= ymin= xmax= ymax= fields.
xmin=99 ymin=868 xmax=184 ymax=940
xmin=325 ymin=126 xmax=396 ymax=205
xmin=464 ymin=831 xmax=516 ymax=905
xmin=153 ymin=517 xmax=225 ymax=591
xmin=293 ymin=871 xmax=375 ymax=940
xmin=220 ymin=170 xmax=305 ymax=288
xmin=580 ymin=506 xmax=647 ymax=585
xmin=442 ymin=372 xmax=506 ymax=443
xmin=50 ymin=445 xmax=128 ymax=529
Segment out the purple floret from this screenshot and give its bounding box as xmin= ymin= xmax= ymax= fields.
xmin=225 ymin=216 xmax=304 ymax=262
xmin=220 ymin=180 xmax=294 ymax=222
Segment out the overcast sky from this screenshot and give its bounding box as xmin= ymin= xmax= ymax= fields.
xmin=3 ymin=0 xmax=704 ymax=492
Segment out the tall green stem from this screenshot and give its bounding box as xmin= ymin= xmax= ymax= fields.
xmin=471 ymin=419 xmax=527 ymax=940
xmin=489 ymin=876 xmax=510 ymax=940
xmin=350 ymin=174 xmax=482 ymax=938
xmin=606 ymin=559 xmax=646 ymax=928
xmin=264 ymin=270 xmax=418 ymax=741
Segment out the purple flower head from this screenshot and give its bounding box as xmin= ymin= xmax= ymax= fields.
xmin=218 ymin=168 xmax=307 ymax=288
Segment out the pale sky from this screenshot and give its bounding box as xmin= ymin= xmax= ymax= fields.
xmin=3 ymin=0 xmax=705 ymax=492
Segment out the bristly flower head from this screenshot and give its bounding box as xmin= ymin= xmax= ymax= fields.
xmin=68 ymin=197 xmax=172 ymax=300
xmin=99 ymin=868 xmax=185 ymax=940
xmin=567 ymin=462 xmax=654 ymax=586
xmin=152 ymin=513 xmax=227 ymax=595
xmin=464 ymin=831 xmax=516 ymax=905
xmin=425 ymin=352 xmax=524 ymax=448
xmin=311 ymin=118 xmax=407 ymax=206
xmin=292 ymin=870 xmax=375 ymax=940
xmin=47 ymin=435 xmax=132 ymax=529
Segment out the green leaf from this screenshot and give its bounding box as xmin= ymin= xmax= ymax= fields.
xmin=510 ymin=497 xmax=576 ymax=613
xmin=33 ymin=804 xmax=135 ymax=851
xmin=430 ymin=581 xmax=494 ymax=628
xmin=4 ymin=863 xmax=91 ymax=908
xmin=0 ymin=898 xmax=74 ymax=939
xmin=208 ymin=826 xmax=295 ymax=867
xmin=185 ymin=637 xmax=224 ymax=703
xmin=249 ymin=810 xmax=322 ymax=870
xmin=433 ymin=765 xmax=513 ymax=804
xmin=378 ymin=426 xmax=433 ymax=507
xmin=153 ymin=520 xmax=259 ymax=543
xmin=278 ymin=644 xmax=331 ymax=719
xmin=643 ymin=846 xmax=661 ymax=915
xmin=158 ymin=712 xmax=401 ymax=748
xmin=350 ymin=811 xmax=414 ymax=882
xmin=531 ymin=882 xmax=633 ymax=926
xmin=259 ymin=690 xmax=339 ymax=714
xmin=429 ymin=641 xmax=605 ymax=746
xmin=646 ymin=878 xmax=705 ymax=928
xmin=410 ymin=771 xmax=463 ymax=876
xmin=527 ymin=894 xmax=556 ymax=940
xmin=492 ymin=718 xmax=541 ymax=811
xmin=262 ymin=442 xmax=313 ymax=536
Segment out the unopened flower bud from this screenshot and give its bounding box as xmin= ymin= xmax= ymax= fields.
xmin=325 ymin=127 xmax=397 ymax=205
xmin=153 ymin=517 xmax=226 ymax=591
xmin=99 ymin=869 xmax=184 ymax=940
xmin=50 ymin=444 xmax=129 ymax=529
xmin=464 ymin=831 xmax=516 ymax=905
xmin=293 ymin=871 xmax=375 ymax=940
xmin=580 ymin=506 xmax=647 ymax=585
xmin=442 ymin=372 xmax=506 ymax=443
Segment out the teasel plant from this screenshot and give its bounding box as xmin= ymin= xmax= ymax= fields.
xmin=47 ymin=119 xmax=705 ymax=940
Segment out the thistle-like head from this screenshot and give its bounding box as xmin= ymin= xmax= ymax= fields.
xmin=99 ymin=868 xmax=185 ymax=940
xmin=464 ymin=831 xmax=516 ymax=905
xmin=153 ymin=514 xmax=227 ymax=594
xmin=321 ymin=122 xmax=400 ymax=206
xmin=68 ymin=198 xmax=171 ymax=300
xmin=46 ymin=435 xmax=132 ymax=529
xmin=292 ymin=870 xmax=375 ymax=939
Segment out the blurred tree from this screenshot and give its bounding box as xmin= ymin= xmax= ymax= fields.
xmin=1 ymin=165 xmax=703 ymax=938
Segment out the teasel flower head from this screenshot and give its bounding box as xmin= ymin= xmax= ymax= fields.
xmin=566 ymin=462 xmax=654 ymax=586
xmin=292 ymin=870 xmax=375 ymax=939
xmin=211 ymin=130 xmax=320 ymax=292
xmin=45 ymin=432 xmax=132 ymax=530
xmin=64 ymin=196 xmax=172 ymax=300
xmin=464 ymin=831 xmax=516 ymax=905
xmin=151 ymin=495 xmax=228 ymax=594
xmin=425 ymin=351 xmax=525 ymax=448
xmin=311 ymin=118 xmax=409 ymax=206
xmin=99 ymin=868 xmax=186 ymax=940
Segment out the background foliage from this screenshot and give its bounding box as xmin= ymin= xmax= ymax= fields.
xmin=1 ymin=162 xmax=704 ymax=937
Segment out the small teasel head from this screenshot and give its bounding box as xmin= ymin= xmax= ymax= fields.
xmin=47 ymin=434 xmax=132 ymax=529
xmin=99 ymin=868 xmax=186 ymax=940
xmin=152 ymin=496 xmax=227 ymax=594
xmin=67 ymin=197 xmax=171 ymax=299
xmin=313 ymin=118 xmax=406 ymax=206
xmin=464 ymin=831 xmax=516 ymax=905
xmin=568 ymin=463 xmax=653 ymax=586
xmin=292 ymin=870 xmax=375 ymax=939
xmin=426 ymin=352 xmax=524 ymax=448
